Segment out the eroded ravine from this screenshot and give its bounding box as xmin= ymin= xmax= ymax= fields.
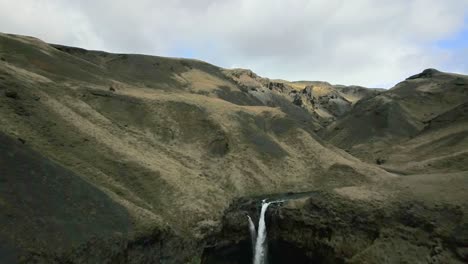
xmin=201 ymin=191 xmax=467 ymax=264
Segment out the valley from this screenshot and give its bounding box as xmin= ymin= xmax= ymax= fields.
xmin=0 ymin=33 xmax=467 ymax=263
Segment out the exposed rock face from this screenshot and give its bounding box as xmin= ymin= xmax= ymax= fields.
xmin=273 ymin=196 xmax=466 ymax=263
xmin=204 ymin=189 xmax=467 ymax=264
xmin=223 ymin=70 xmax=382 ymax=127
xmin=406 ymin=68 xmax=441 ymax=80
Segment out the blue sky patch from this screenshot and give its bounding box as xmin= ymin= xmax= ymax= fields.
xmin=435 ymin=17 xmax=468 ymax=49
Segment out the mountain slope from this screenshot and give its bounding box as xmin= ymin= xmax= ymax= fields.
xmin=0 ymin=131 xmax=132 ymax=263
xmin=322 ymin=68 xmax=468 ymax=172
xmin=0 ymin=33 xmax=394 ymax=262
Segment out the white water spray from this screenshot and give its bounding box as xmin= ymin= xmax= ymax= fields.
xmin=247 ymin=215 xmax=257 ymax=253
xmin=253 ymin=200 xmax=271 ymax=264
xmin=247 ymin=199 xmax=284 ymax=264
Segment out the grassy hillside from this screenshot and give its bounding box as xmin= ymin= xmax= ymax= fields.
xmin=0 ymin=33 xmax=395 ymax=262
xmin=322 ymin=68 xmax=468 ymax=173
xmin=0 ymin=131 xmax=131 ymax=262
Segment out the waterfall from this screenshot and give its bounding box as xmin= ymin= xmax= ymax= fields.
xmin=247 ymin=215 xmax=257 ymax=253
xmin=247 ymin=199 xmax=284 ymax=264
xmin=253 ymin=200 xmax=272 ymax=264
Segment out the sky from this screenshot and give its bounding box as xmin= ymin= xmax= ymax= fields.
xmin=0 ymin=0 xmax=467 ymax=88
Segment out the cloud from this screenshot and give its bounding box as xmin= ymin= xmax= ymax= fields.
xmin=0 ymin=0 xmax=104 ymax=49
xmin=0 ymin=0 xmax=467 ymax=87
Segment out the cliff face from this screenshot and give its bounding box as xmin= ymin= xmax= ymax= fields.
xmin=223 ymin=69 xmax=383 ymax=126
xmin=205 ymin=186 xmax=467 ymax=264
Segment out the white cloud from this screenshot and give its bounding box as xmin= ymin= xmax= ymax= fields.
xmin=0 ymin=0 xmax=467 ymax=87
xmin=0 ymin=0 xmax=104 ymax=49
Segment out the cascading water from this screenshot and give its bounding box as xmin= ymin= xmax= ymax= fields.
xmin=247 ymin=215 xmax=257 ymax=254
xmin=247 ymin=199 xmax=284 ymax=264
xmin=253 ymin=200 xmax=271 ymax=264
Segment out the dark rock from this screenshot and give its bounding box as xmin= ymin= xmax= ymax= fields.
xmin=452 ymin=223 xmax=468 ymax=261
xmin=0 ymin=57 xmax=5 ymax=61
xmin=180 ymin=61 xmax=192 ymax=69
xmin=453 ymin=78 xmax=466 ymax=86
xmin=109 ymin=86 xmax=116 ymax=92
xmin=205 ymin=189 xmax=465 ymax=263
xmin=456 ymin=247 xmax=468 ymax=262
xmin=90 ymin=90 xmax=112 ymax=97
xmin=376 ymin=158 xmax=386 ymax=165
xmin=17 ymin=138 xmax=26 ymax=144
xmin=292 ymin=95 xmax=303 ymax=106
xmin=268 ymin=82 xmax=286 ymax=92
xmin=302 ymin=86 xmax=313 ymax=97
xmin=4 ymin=90 xmax=18 ymax=99
xmin=406 ymin=68 xmax=441 ymax=80
xmin=209 ymin=136 xmax=230 ymax=157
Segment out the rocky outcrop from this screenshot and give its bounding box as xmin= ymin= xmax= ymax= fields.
xmin=203 ymin=191 xmax=467 ymax=263
xmin=406 ymin=68 xmax=442 ymax=80
xmin=272 ymin=195 xmax=466 ymax=263
xmin=223 ymin=69 xmax=381 ymax=126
